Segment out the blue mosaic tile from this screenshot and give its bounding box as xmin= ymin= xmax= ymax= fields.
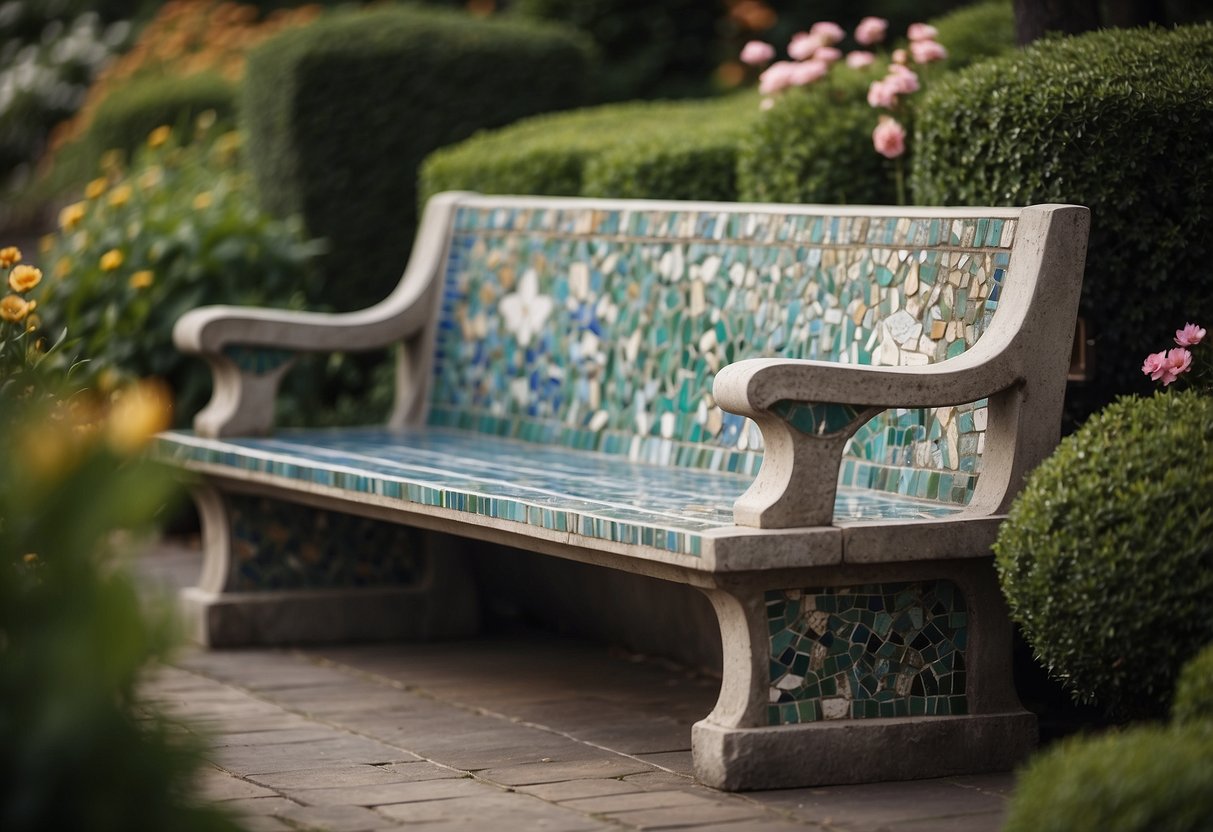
xmin=433 ymin=205 xmax=1013 ymax=507
xmin=766 ymin=581 xmax=967 ymax=724
xmin=156 ymin=428 xmax=967 ymax=558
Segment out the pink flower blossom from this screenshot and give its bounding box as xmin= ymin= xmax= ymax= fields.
xmin=1161 ymin=347 xmax=1193 ymax=385
xmin=788 ymin=32 xmax=824 ymax=61
xmin=760 ymin=97 xmax=775 ymax=111
xmin=846 ymin=50 xmax=876 ymax=69
xmin=1175 ymin=322 xmax=1206 ymax=346
xmin=740 ymin=40 xmax=776 ymax=66
xmin=810 ymin=21 xmax=846 ymax=45
xmin=907 ymin=23 xmax=939 ymax=41
xmin=867 ymin=79 xmax=898 ymax=108
xmin=790 ymin=59 xmax=829 ymax=86
xmin=1142 ymin=350 xmax=1169 ymax=381
xmin=892 ymin=48 xmax=908 ymax=65
xmin=910 ymin=39 xmax=948 ymax=64
xmin=855 ymin=17 xmax=888 ymax=46
xmin=815 ymin=46 xmax=843 ymax=64
xmin=758 ymin=61 xmax=796 ymax=95
xmin=885 ymin=64 xmax=920 ymax=94
xmin=872 ymin=116 xmax=906 ymax=159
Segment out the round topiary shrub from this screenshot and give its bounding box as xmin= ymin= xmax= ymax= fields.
xmin=1172 ymin=642 xmax=1213 ymax=725
xmin=929 ymin=0 xmax=1017 ymax=71
xmin=994 ymin=391 xmax=1213 ymax=719
xmin=913 ymin=24 xmax=1213 ymax=423
xmin=1002 ymin=725 xmax=1213 ymax=832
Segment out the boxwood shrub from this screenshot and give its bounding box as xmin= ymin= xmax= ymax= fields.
xmin=913 ymin=24 xmax=1213 ymax=422
xmin=930 ymin=0 xmax=1017 ymax=71
xmin=84 ymin=72 xmax=237 ymax=160
xmin=993 ymin=391 xmax=1213 ymax=720
xmin=420 ymin=95 xmax=758 ymax=203
xmin=1002 ymin=724 xmax=1213 ymax=832
xmin=242 ymin=5 xmax=592 ymax=311
xmin=1172 ymin=642 xmax=1213 ymax=725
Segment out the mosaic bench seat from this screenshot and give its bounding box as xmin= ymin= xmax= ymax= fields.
xmin=156 ymin=192 xmax=1089 ymax=791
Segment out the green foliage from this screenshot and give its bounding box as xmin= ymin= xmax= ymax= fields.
xmin=420 ymin=95 xmax=758 ymax=204
xmin=736 ymin=69 xmax=898 ymax=205
xmin=930 ymin=0 xmax=1017 ymax=70
xmin=1172 ymin=642 xmax=1213 ymax=725
xmin=912 ymin=24 xmax=1213 ymax=422
xmin=242 ymin=4 xmax=592 ymax=311
xmin=0 ymin=394 xmax=243 ymax=832
xmin=38 ymin=123 xmax=324 ymax=424
xmin=509 ymin=0 xmax=721 ymax=101
xmin=85 ymin=73 xmax=238 ymax=163
xmin=994 ymin=391 xmax=1213 ymax=720
xmin=1002 ymin=724 xmax=1213 ymax=832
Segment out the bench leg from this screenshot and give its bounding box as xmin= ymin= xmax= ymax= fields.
xmin=692 ymin=561 xmax=1036 ymax=790
xmin=181 ymin=485 xmax=479 ymax=647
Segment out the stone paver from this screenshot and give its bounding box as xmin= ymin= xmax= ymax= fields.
xmin=135 ymin=540 xmax=1015 ymax=832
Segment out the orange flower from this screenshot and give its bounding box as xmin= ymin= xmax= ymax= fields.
xmin=0 ymin=294 xmax=31 ymax=322
xmin=100 ymin=249 xmax=125 ymax=271
xmin=107 ymin=380 xmax=173 ymax=454
xmin=147 ymin=125 xmax=172 ymax=148
xmin=0 ymin=246 xmax=21 ymax=267
xmin=59 ymin=201 xmax=86 ymax=230
xmin=129 ymin=270 xmax=154 ymax=289
xmin=8 ymin=265 xmax=42 ymax=293
xmin=108 ymin=183 xmax=133 ymax=207
xmin=85 ymin=177 xmax=108 ymax=199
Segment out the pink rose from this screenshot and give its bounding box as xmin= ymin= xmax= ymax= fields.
xmin=1142 ymin=350 xmax=1169 ymax=381
xmin=867 ymin=79 xmax=898 ymax=109
xmin=872 ymin=116 xmax=906 ymax=159
xmin=846 ymin=50 xmax=876 ymax=69
xmin=885 ymin=64 xmax=920 ymax=94
xmin=815 ymin=46 xmax=843 ymax=64
xmin=910 ymin=39 xmax=948 ymax=64
xmin=787 ymin=32 xmax=823 ymax=61
xmin=892 ymin=48 xmax=908 ymax=65
xmin=855 ymin=16 xmax=888 ymax=46
xmin=1175 ymin=322 xmax=1206 ymax=346
xmin=790 ymin=59 xmax=829 ymax=86
xmin=1161 ymin=347 xmax=1193 ymax=385
xmin=809 ymin=21 xmax=846 ymax=45
xmin=758 ymin=61 xmax=796 ymax=95
xmin=907 ymin=23 xmax=939 ymax=41
xmin=740 ymin=40 xmax=776 ymax=66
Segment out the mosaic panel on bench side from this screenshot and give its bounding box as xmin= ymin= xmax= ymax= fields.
xmin=766 ymin=581 xmax=968 ymax=724
xmin=429 ymin=206 xmax=1014 ymax=505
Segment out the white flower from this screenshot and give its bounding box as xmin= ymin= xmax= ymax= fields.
xmin=499 ymin=268 xmax=553 ymax=347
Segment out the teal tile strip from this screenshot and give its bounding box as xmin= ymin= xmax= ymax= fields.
xmin=766 ymin=581 xmax=968 ymax=725
xmin=223 ymin=346 xmax=295 ymax=375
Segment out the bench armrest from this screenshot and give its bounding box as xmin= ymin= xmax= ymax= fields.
xmin=176 ymin=192 xmax=468 ymax=437
xmin=715 ymin=203 xmax=1089 ymax=529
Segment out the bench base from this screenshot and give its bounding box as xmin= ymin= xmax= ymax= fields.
xmin=693 ymin=711 xmax=1036 ymax=790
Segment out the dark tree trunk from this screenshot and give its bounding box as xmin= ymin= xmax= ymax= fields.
xmin=1104 ymin=0 xmax=1167 ymax=27
xmin=1013 ymin=0 xmax=1102 ymax=45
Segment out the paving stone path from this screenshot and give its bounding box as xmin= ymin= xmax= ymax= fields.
xmin=140 ymin=541 xmax=1015 ymax=832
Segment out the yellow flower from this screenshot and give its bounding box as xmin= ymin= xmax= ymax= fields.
xmin=147 ymin=124 xmax=172 ymax=148
xmin=195 ymin=109 xmax=217 ymax=132
xmin=107 ymin=380 xmax=173 ymax=454
xmin=26 ymin=313 xmax=41 ymax=333
xmin=192 ymin=191 xmax=213 ymax=210
xmin=54 ymin=257 xmax=72 ymax=279
xmin=100 ymin=149 xmax=124 ymax=172
xmin=108 ymin=183 xmax=133 ymax=207
xmin=129 ymin=270 xmax=154 ymax=289
xmin=22 ymin=553 xmax=38 ymax=565
xmin=59 ymin=201 xmax=86 ymax=230
xmin=8 ymin=264 xmax=42 ymax=293
xmin=0 ymin=246 xmax=21 ymax=267
xmin=85 ymin=177 xmax=108 ymax=199
xmin=100 ymin=249 xmax=124 ymax=272
xmin=0 ymin=294 xmax=31 ymax=322
xmin=138 ymin=166 xmax=162 ymax=191
xmin=39 ymin=235 xmax=53 ymax=254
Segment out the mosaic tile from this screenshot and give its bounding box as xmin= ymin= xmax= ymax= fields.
xmin=225 ymin=493 xmax=426 ymax=590
xmin=156 ymin=428 xmax=967 ymax=558
xmin=434 ymin=205 xmax=1013 ymax=507
xmin=765 ymin=581 xmax=967 ymax=724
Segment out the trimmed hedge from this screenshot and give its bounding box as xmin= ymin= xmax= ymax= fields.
xmin=930 ymin=0 xmax=1017 ymax=71
xmin=242 ymin=5 xmax=592 ymax=311
xmin=420 ymin=95 xmax=759 ymax=203
xmin=994 ymin=391 xmax=1213 ymax=720
xmin=735 ymin=69 xmax=896 ymax=206
xmin=85 ymin=72 xmax=237 ymax=159
xmin=913 ymin=24 xmax=1213 ymax=421
xmin=1002 ymin=725 xmax=1213 ymax=832
xmin=1173 ymin=642 xmax=1213 ymax=725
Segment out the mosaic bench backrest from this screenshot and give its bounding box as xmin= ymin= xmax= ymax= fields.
xmin=426 ymin=196 xmax=1019 ymax=508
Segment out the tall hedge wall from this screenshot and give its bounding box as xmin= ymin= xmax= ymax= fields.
xmin=420 ymin=94 xmax=758 ymax=204
xmin=913 ymin=24 xmax=1213 ymax=421
xmin=242 ymin=5 xmax=592 ymax=311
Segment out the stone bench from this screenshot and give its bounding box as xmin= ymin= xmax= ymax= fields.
xmin=156 ymin=192 xmax=1089 ymax=790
